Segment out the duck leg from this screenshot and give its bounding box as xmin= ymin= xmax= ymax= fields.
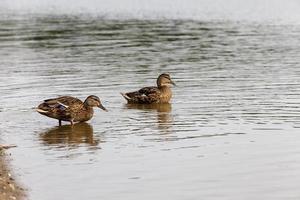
xmin=70 ymin=120 xmax=74 ymax=126
xmin=58 ymin=120 xmax=62 ymax=126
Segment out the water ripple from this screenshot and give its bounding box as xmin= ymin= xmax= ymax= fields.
xmin=1 ymin=14 xmax=300 ymax=200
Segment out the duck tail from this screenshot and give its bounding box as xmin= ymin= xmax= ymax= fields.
xmin=36 ymin=108 xmax=49 ymax=113
xmin=120 ymin=92 xmax=131 ymax=101
xmin=36 ymin=103 xmax=50 ymax=114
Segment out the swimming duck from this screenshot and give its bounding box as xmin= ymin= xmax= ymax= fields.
xmin=121 ymin=73 xmax=175 ymax=104
xmin=36 ymin=95 xmax=107 ymax=126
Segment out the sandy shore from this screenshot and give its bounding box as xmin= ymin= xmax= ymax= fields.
xmin=0 ymin=148 xmax=26 ymax=200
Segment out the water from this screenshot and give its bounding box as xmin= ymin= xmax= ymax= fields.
xmin=1 ymin=5 xmax=300 ymax=200
xmin=2 ymin=0 xmax=300 ymax=24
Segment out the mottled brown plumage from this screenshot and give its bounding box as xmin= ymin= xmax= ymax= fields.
xmin=121 ymin=73 xmax=175 ymax=104
xmin=36 ymin=95 xmax=107 ymax=126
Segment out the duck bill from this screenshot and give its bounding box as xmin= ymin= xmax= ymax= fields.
xmin=98 ymin=104 xmax=108 ymax=112
xmin=170 ymin=80 xmax=176 ymax=86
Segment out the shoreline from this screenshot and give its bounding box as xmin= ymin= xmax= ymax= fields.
xmin=0 ymin=149 xmax=26 ymax=200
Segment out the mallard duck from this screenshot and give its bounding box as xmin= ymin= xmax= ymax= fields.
xmin=121 ymin=73 xmax=175 ymax=104
xmin=36 ymin=95 xmax=107 ymax=126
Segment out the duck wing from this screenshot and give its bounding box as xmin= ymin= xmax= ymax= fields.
xmin=121 ymin=87 xmax=161 ymax=104
xmin=44 ymin=96 xmax=83 ymax=107
xmin=37 ymin=96 xmax=82 ymax=120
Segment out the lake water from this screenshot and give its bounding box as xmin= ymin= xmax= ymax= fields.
xmin=1 ymin=6 xmax=300 ymax=200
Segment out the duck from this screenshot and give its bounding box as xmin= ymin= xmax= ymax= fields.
xmin=121 ymin=73 xmax=175 ymax=104
xmin=36 ymin=95 xmax=107 ymax=126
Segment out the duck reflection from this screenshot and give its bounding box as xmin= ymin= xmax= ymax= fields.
xmin=39 ymin=123 xmax=100 ymax=147
xmin=125 ymin=103 xmax=173 ymax=134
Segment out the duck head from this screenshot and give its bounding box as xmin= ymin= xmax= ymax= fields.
xmin=157 ymin=73 xmax=176 ymax=88
xmin=84 ymin=95 xmax=108 ymax=111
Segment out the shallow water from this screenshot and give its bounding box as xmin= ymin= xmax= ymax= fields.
xmin=1 ymin=13 xmax=300 ymax=200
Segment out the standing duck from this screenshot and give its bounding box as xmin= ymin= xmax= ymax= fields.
xmin=121 ymin=73 xmax=175 ymax=104
xmin=36 ymin=95 xmax=107 ymax=126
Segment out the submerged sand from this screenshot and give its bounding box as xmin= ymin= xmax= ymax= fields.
xmin=0 ymin=149 xmax=26 ymax=200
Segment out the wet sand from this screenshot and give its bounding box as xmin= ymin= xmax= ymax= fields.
xmin=0 ymin=148 xmax=26 ymax=200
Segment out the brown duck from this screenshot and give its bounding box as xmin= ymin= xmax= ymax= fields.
xmin=36 ymin=95 xmax=107 ymax=126
xmin=121 ymin=73 xmax=175 ymax=104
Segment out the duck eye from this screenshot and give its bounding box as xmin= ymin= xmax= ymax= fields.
xmin=93 ymin=98 xmax=99 ymax=102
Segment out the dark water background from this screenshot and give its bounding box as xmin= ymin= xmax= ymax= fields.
xmin=1 ymin=10 xmax=300 ymax=200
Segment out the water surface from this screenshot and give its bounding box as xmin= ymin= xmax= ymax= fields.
xmin=1 ymin=13 xmax=300 ymax=200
